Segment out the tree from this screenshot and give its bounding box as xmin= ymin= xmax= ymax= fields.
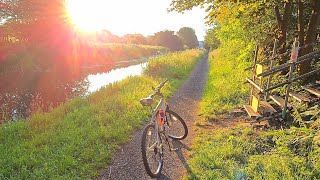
xmin=97 ymin=30 xmax=121 ymax=43
xmin=1 ymin=0 xmax=71 ymax=45
xmin=121 ymin=34 xmax=147 ymax=45
xmin=204 ymin=28 xmax=220 ymax=50
xmin=170 ymin=0 xmax=320 ymax=75
xmin=177 ymin=27 xmax=198 ymax=48
xmin=152 ymin=30 xmax=183 ymax=51
xmin=297 ymin=0 xmax=320 ymax=75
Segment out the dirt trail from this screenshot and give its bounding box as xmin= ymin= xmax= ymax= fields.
xmin=99 ymin=55 xmax=209 ymax=180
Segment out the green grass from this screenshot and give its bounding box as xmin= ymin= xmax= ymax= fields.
xmin=0 ymin=43 xmax=168 ymax=74
xmin=93 ymin=43 xmax=168 ymax=62
xmin=187 ymin=48 xmax=320 ymax=179
xmin=200 ymin=49 xmax=250 ymax=120
xmin=0 ymin=49 xmax=206 ymax=179
xmin=188 ymin=127 xmax=320 ymax=180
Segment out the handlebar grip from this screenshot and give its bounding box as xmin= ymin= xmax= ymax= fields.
xmin=158 ymin=79 xmax=168 ymax=89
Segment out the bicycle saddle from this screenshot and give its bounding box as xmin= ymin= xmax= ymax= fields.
xmin=140 ymin=96 xmax=154 ymax=106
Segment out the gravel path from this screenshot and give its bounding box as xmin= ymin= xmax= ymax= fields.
xmin=99 ymin=55 xmax=208 ymax=180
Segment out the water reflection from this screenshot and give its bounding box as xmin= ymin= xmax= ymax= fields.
xmin=0 ymin=59 xmax=148 ymax=123
xmin=86 ymin=63 xmax=146 ymax=93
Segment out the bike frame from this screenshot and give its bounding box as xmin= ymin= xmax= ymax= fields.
xmin=150 ymin=95 xmax=167 ymax=149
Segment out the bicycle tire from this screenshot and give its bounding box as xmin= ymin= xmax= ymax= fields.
xmin=165 ymin=110 xmax=188 ymax=140
xmin=141 ymin=124 xmax=163 ymax=178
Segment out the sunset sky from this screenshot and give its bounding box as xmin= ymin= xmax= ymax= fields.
xmin=67 ymin=0 xmax=208 ymax=40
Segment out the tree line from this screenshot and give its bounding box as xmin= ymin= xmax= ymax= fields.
xmin=95 ymin=27 xmax=199 ymax=51
xmin=170 ymin=0 xmax=320 ymax=76
xmin=0 ymin=0 xmax=199 ymax=54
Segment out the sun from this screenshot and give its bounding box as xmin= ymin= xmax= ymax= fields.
xmin=66 ymin=0 xmax=108 ymax=32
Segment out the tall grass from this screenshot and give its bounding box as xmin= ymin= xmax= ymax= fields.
xmin=188 ymin=126 xmax=320 ymax=179
xmin=0 ymin=43 xmax=167 ymax=74
xmin=145 ymin=49 xmax=204 ymax=92
xmin=200 ymin=49 xmax=250 ymax=119
xmin=187 ymin=48 xmax=320 ymax=179
xmin=93 ymin=43 xmax=168 ymax=62
xmin=0 ymin=49 xmax=205 ymax=179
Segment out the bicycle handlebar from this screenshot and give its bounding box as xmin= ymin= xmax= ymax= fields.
xmin=157 ymin=79 xmax=168 ymax=90
xmin=150 ymin=79 xmax=168 ymax=97
xmin=140 ymin=79 xmax=168 ymax=106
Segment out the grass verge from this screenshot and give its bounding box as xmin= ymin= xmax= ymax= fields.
xmin=198 ymin=49 xmax=250 ymax=122
xmin=189 ymin=126 xmax=320 ymax=179
xmin=0 ymin=49 xmax=206 ymax=179
xmin=187 ymin=49 xmax=320 ymax=179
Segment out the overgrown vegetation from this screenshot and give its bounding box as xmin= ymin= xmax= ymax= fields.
xmin=186 ymin=49 xmax=320 ymax=180
xmin=189 ymin=126 xmax=320 ymax=179
xmin=0 ymin=43 xmax=168 ymax=124
xmin=0 ymin=43 xmax=167 ymax=75
xmin=0 ymin=49 xmax=206 ymax=179
xmin=200 ymin=49 xmax=251 ymax=119
xmin=169 ymin=1 xmax=320 ymax=179
xmin=170 ymin=0 xmax=320 ymax=75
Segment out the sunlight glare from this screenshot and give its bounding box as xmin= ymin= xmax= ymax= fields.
xmin=67 ymin=0 xmax=112 ymax=32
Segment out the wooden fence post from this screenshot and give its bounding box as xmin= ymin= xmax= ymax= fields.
xmin=283 ymin=39 xmax=299 ymax=119
xmin=266 ymin=40 xmax=278 ymax=100
xmin=249 ymin=45 xmax=259 ymax=105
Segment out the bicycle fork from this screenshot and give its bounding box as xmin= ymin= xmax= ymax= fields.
xmin=160 ymin=130 xmax=178 ymax=151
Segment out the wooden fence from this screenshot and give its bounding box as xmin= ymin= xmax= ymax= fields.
xmin=244 ymin=39 xmax=320 ymax=122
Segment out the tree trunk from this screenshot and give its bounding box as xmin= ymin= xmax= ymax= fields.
xmin=275 ymin=3 xmax=292 ymax=65
xmin=298 ymin=0 xmax=320 ymax=75
xmin=297 ymin=0 xmax=305 ymax=47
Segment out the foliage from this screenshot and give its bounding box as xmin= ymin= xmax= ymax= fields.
xmin=200 ymin=48 xmax=250 ymax=118
xmin=203 ymin=28 xmax=220 ymax=50
xmin=0 ymin=0 xmax=71 ymax=44
xmin=121 ymin=34 xmax=148 ymax=45
xmin=170 ymin=0 xmax=320 ymax=75
xmin=188 ymin=126 xmax=320 ymax=179
xmin=145 ymin=49 xmax=204 ymax=79
xmin=151 ymin=30 xmax=184 ymax=51
xmin=96 ymin=30 xmax=121 ymax=43
xmin=0 ymin=43 xmax=168 ymax=124
xmin=0 ymin=43 xmax=167 ymax=75
xmin=177 ymin=27 xmax=198 ymax=49
xmin=0 ymin=49 xmax=206 ymax=179
xmin=187 ymin=33 xmax=319 ymax=180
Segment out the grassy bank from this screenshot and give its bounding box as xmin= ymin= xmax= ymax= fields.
xmin=0 ymin=43 xmax=167 ymax=124
xmin=94 ymin=43 xmax=167 ymax=62
xmin=0 ymin=43 xmax=167 ymax=75
xmin=0 ymin=49 xmax=206 ymax=179
xmin=189 ymin=126 xmax=320 ymax=179
xmin=199 ymin=49 xmax=250 ymax=120
xmin=187 ymin=49 xmax=320 ymax=179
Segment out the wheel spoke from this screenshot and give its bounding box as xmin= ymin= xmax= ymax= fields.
xmin=146 ymin=142 xmax=157 ymax=152
xmin=165 ymin=110 xmax=188 ymax=140
xmin=141 ymin=124 xmax=164 ymax=177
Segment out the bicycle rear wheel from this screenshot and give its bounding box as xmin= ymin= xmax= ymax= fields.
xmin=165 ymin=110 xmax=188 ymax=140
xmin=141 ymin=124 xmax=163 ymax=178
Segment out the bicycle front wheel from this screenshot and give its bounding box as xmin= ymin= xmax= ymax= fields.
xmin=165 ymin=110 xmax=188 ymax=140
xmin=141 ymin=124 xmax=163 ymax=178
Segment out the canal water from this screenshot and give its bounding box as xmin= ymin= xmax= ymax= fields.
xmin=86 ymin=62 xmax=147 ymax=93
xmin=0 ymin=59 xmax=148 ymax=123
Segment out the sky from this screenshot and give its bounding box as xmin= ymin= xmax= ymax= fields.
xmin=67 ymin=0 xmax=209 ymax=41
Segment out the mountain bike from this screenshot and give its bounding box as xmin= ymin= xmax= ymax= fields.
xmin=140 ymin=79 xmax=188 ymax=178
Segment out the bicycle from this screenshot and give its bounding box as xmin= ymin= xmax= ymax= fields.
xmin=140 ymin=79 xmax=188 ymax=178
